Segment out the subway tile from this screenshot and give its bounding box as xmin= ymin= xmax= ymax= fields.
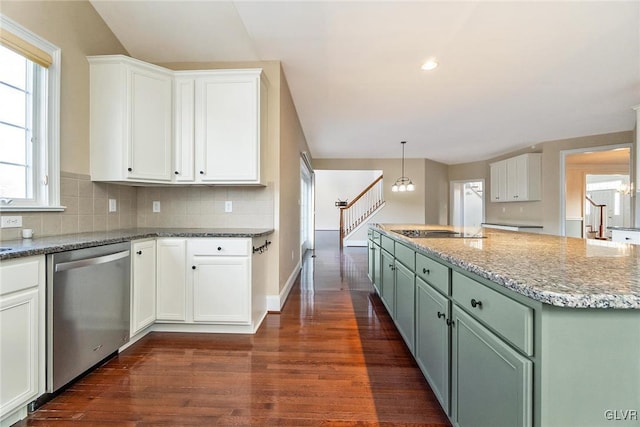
xmin=78 ymin=215 xmax=93 ymax=233
xmin=61 ymin=215 xmax=79 ymax=235
xmin=42 ymin=214 xmax=62 ymax=236
xmin=0 ymin=228 xmax=21 ymax=241
xmin=107 ymin=213 xmax=120 ymax=231
xmin=93 ymin=215 xmax=107 ymax=231
xmin=94 ymin=182 xmax=108 ymax=199
xmin=61 ymin=196 xmax=79 ymax=215
xmin=78 ymin=197 xmax=94 ymax=215
xmin=94 ymin=198 xmax=108 ymax=215
xmin=78 ymin=179 xmax=93 ymax=197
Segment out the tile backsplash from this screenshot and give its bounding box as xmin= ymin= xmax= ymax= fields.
xmin=136 ymin=185 xmax=274 ymax=229
xmin=0 ymin=172 xmax=137 ymax=241
xmin=0 ymin=173 xmax=274 ymax=241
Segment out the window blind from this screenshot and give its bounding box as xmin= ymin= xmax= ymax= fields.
xmin=0 ymin=27 xmax=52 ymax=68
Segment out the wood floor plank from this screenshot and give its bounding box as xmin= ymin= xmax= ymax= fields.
xmin=18 ymin=231 xmax=450 ymax=426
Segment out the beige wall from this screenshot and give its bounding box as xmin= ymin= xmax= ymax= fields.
xmin=449 ymin=131 xmax=634 ymax=235
xmin=425 ymin=159 xmax=449 ymax=225
xmin=2 ymin=1 xmax=128 ymax=175
xmin=278 ymin=69 xmax=310 ymax=290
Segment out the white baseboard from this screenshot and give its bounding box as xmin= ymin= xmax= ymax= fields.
xmin=344 ymin=239 xmax=367 ymax=247
xmin=267 ymin=259 xmax=301 ymax=312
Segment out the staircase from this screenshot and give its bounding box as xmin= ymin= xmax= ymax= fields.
xmin=339 ymin=175 xmax=385 ymax=248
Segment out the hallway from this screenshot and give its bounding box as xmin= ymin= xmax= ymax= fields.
xmin=20 ymin=231 xmax=450 ymax=426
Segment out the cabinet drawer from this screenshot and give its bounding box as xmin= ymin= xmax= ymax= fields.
xmin=416 ymin=253 xmax=450 ymax=296
xmin=611 ymin=230 xmax=640 ymax=245
xmin=0 ymin=256 xmax=43 ymax=296
xmin=381 ymin=235 xmax=395 ymax=255
xmin=188 ymin=238 xmax=250 ymax=256
xmin=372 ymin=230 xmax=381 ymax=245
xmin=452 ymin=271 xmax=533 ymax=356
xmin=395 ymin=243 xmax=415 ymax=270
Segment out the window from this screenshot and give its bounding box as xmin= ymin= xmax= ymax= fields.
xmin=0 ymin=15 xmax=61 ymax=211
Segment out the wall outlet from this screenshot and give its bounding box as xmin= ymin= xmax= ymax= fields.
xmin=1 ymin=216 xmax=22 ymax=228
xmin=108 ymin=199 xmax=117 ymax=212
xmin=152 ymin=201 xmax=161 ymax=213
xmin=224 ymin=201 xmax=233 ymax=213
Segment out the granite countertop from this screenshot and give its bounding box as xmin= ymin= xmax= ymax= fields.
xmin=372 ymin=224 xmax=640 ymax=309
xmin=0 ymin=228 xmax=274 ymax=260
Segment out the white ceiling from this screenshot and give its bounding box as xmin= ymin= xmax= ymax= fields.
xmin=90 ymin=1 xmax=640 ymax=165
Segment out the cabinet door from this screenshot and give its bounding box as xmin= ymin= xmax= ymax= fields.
xmin=128 ymin=66 xmax=172 ymax=181
xmin=372 ymin=243 xmax=381 ymax=295
xmin=0 ymin=288 xmax=38 ymax=418
xmin=196 ymin=73 xmax=261 ymax=183
xmin=131 ymin=240 xmax=157 ymax=335
xmin=380 ymin=249 xmax=395 ymax=316
xmin=156 ymin=239 xmax=187 ymax=321
xmin=394 ymin=262 xmax=415 ymax=353
xmin=191 ymin=256 xmax=251 ymax=324
xmin=490 ymin=161 xmax=507 ymax=202
xmin=415 ymin=278 xmax=450 ymax=414
xmin=173 ymin=78 xmax=195 ymax=181
xmin=452 ymin=306 xmax=532 ymax=427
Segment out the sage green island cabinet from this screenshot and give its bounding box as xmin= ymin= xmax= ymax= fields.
xmin=380 ymin=243 xmax=395 ymax=316
xmin=415 ymin=276 xmax=450 ymax=413
xmin=368 ymin=224 xmax=640 ymax=427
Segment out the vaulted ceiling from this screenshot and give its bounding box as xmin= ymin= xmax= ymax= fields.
xmin=90 ymin=1 xmax=640 ymax=164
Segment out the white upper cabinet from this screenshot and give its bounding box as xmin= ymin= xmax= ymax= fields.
xmin=490 ymin=153 xmax=541 ymax=202
xmin=175 ymin=70 xmax=268 ymax=185
xmin=89 ymin=55 xmax=173 ymax=183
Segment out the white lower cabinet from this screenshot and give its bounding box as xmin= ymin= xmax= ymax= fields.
xmin=189 ymin=239 xmax=251 ymax=324
xmin=130 ymin=239 xmax=157 ymax=336
xmin=153 ymin=238 xmax=257 ymax=326
xmin=0 ymin=256 xmax=45 ymax=426
xmin=156 ymin=238 xmax=187 ymax=321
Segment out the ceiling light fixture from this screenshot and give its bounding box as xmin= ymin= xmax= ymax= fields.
xmin=421 ymin=59 xmax=438 ymax=71
xmin=391 ymin=141 xmax=415 ymax=193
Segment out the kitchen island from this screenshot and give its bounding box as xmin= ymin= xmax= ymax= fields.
xmin=369 ymin=224 xmax=640 ymax=427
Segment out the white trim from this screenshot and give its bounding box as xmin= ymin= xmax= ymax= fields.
xmin=559 ymin=143 xmax=633 ymax=236
xmin=267 ymin=260 xmax=301 ymax=312
xmin=0 ymin=15 xmax=61 ymax=211
xmin=0 ymin=206 xmax=65 ymax=213
xmin=343 ymin=239 xmax=367 ymax=247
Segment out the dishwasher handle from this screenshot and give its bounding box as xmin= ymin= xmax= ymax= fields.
xmin=54 ymin=250 xmax=130 ymax=272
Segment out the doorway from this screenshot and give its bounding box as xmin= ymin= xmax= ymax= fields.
xmin=561 ymin=145 xmax=632 ymax=238
xmin=450 ymin=180 xmax=484 ymax=228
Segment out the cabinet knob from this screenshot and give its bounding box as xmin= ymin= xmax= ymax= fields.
xmin=174 ymin=171 xmax=179 ymax=175
xmin=446 ymin=319 xmax=455 ymax=327
xmin=423 ymin=268 xmax=430 ymax=274
xmin=471 ymin=298 xmax=483 ymax=308
xmin=127 ymin=167 xmax=132 ymax=172
xmin=136 ymin=250 xmax=142 ymax=255
xmin=192 ymin=265 xmax=196 ymax=270
xmin=389 ymin=264 xmax=393 ymax=268
xmin=626 ymin=237 xmax=632 ymax=240
xmin=217 ymin=246 xmax=222 ymax=251
xmin=199 ymin=171 xmax=205 ymax=175
xmin=437 ymin=311 xmax=445 ymax=319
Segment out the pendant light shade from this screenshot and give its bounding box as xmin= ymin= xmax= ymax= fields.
xmin=391 ymin=141 xmax=415 ymax=192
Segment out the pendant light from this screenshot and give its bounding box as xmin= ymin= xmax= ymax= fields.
xmin=391 ymin=141 xmax=415 ymax=192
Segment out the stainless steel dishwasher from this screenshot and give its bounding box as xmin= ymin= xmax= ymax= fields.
xmin=46 ymin=242 xmax=131 ymax=393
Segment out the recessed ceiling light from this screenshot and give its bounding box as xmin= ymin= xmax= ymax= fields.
xmin=421 ymin=59 xmax=438 ymax=71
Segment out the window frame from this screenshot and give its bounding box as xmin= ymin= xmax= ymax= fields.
xmin=0 ymin=14 xmax=62 ymax=212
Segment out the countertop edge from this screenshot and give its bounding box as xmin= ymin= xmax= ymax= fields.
xmin=372 ymin=225 xmax=640 ymax=310
xmin=0 ymin=228 xmax=275 ymax=260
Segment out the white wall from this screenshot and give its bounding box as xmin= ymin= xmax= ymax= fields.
xmin=315 ymin=170 xmax=382 ymax=230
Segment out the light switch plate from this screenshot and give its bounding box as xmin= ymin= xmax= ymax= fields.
xmin=152 ymin=201 xmax=161 ymax=213
xmin=224 ymin=201 xmax=233 ymax=213
xmin=1 ymin=216 xmax=22 ymax=228
xmin=108 ymin=199 xmax=117 ymax=212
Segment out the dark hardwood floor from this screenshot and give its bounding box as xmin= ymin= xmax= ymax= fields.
xmin=20 ymin=231 xmax=450 ymax=426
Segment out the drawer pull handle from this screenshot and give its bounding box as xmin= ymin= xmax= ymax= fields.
xmin=446 ymin=319 xmax=455 ymax=327
xmin=437 ymin=311 xmax=445 ymax=319
xmin=136 ymin=250 xmax=142 ymax=255
xmin=423 ymin=268 xmax=430 ymax=274
xmin=471 ymin=299 xmax=483 ymax=308
xmin=192 ymin=265 xmax=196 ymax=270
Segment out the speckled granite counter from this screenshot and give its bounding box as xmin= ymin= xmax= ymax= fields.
xmin=372 ymin=224 xmax=640 ymax=309
xmin=0 ymin=228 xmax=274 ymax=260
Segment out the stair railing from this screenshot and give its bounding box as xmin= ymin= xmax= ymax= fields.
xmin=339 ymin=175 xmax=385 ymax=248
xmin=585 ymin=195 xmax=607 ymax=240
